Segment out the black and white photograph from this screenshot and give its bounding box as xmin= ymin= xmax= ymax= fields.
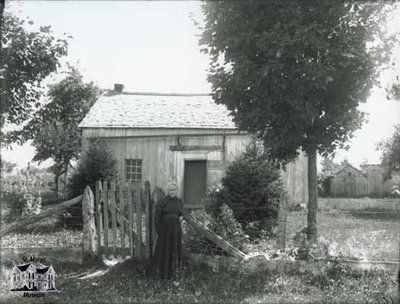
xmin=1 ymin=0 xmax=400 ymax=303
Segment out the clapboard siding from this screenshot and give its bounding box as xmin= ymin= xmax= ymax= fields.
xmin=330 ymin=165 xmax=367 ymax=198
xmin=280 ymin=151 xmax=308 ymax=204
xmin=82 ymin=129 xmax=307 ymax=206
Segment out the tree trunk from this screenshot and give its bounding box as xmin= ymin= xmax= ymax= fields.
xmin=306 ymin=145 xmax=318 ymax=242
xmin=54 ymin=174 xmax=59 ymax=198
xmin=63 ymin=164 xmax=68 ymax=198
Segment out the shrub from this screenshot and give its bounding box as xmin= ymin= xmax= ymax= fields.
xmin=183 ymin=205 xmax=248 ymax=255
xmin=1 ymin=165 xmax=43 ymax=222
xmin=67 ymin=139 xmax=118 ymax=198
xmin=207 ymin=142 xmax=286 ymax=235
xmin=2 ymin=187 xmax=25 ymax=223
xmin=64 ymin=140 xmax=118 ymax=229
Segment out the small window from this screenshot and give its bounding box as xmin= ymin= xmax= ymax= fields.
xmin=125 ymin=159 xmax=142 ymax=184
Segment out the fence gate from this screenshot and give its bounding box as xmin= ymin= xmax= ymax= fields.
xmin=94 ymin=180 xmax=153 ymax=259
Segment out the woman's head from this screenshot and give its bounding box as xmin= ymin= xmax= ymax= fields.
xmin=167 ymin=181 xmax=178 ymax=198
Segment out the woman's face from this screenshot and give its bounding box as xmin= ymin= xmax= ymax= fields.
xmin=168 ymin=186 xmax=177 ymax=198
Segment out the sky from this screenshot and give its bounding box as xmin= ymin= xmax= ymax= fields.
xmin=2 ymin=0 xmax=400 ymax=169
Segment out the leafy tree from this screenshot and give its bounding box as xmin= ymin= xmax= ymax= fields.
xmin=199 ymin=1 xmax=393 ymax=241
xmin=9 ymin=68 xmax=100 ymax=197
xmin=379 ymin=124 xmax=400 ymax=180
xmin=386 ymin=75 xmax=400 ymax=101
xmin=0 ymin=10 xmax=69 ymax=129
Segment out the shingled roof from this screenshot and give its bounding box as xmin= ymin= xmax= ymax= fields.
xmin=78 ymin=93 xmax=237 ymax=129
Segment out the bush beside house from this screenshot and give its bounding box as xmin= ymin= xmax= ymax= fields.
xmin=63 ymin=140 xmax=118 ymax=229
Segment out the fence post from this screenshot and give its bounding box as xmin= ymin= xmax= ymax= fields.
xmin=151 ymin=187 xmax=165 ymax=256
xmin=277 ymin=196 xmax=287 ymax=250
xmin=135 ymin=183 xmax=142 ymax=257
xmin=119 ymin=182 xmax=126 ymax=255
xmin=95 ymin=181 xmax=103 ymax=255
xmin=82 ymin=186 xmax=97 ymax=261
xmin=110 ymin=181 xmax=117 ymax=257
xmin=144 ymin=181 xmax=151 ymax=259
xmin=127 ymin=183 xmax=134 ymax=257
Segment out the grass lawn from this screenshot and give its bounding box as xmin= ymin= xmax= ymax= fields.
xmin=0 ymin=257 xmax=397 ymax=304
xmin=1 ymin=198 xmax=399 ymax=303
xmin=286 ymin=210 xmax=400 ymax=261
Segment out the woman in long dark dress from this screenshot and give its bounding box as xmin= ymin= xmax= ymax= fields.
xmin=152 ymin=182 xmax=183 ymax=280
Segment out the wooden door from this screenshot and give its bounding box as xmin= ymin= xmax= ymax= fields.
xmin=184 ymin=160 xmax=207 ymax=206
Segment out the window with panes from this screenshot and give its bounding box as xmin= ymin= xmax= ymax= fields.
xmin=125 ymin=159 xmax=142 ymax=184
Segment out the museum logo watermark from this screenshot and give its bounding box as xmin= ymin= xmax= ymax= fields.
xmin=10 ymin=256 xmax=58 ymax=297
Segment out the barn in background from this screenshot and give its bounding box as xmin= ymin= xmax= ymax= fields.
xmin=362 ymin=164 xmax=400 ymax=197
xmin=78 ymin=85 xmax=308 ymax=209
xmin=330 ymin=163 xmax=367 ymax=198
xmin=330 ymin=162 xmax=400 ymax=198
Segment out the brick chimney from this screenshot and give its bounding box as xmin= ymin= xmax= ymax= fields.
xmin=114 ymin=83 xmax=124 ymax=94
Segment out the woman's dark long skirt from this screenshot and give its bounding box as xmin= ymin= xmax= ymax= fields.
xmin=152 ymin=214 xmax=182 ymax=279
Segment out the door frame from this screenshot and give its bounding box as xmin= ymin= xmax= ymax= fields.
xmin=179 ymin=152 xmax=208 ymax=208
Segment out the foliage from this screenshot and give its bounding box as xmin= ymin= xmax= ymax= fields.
xmin=1 ymin=230 xmax=82 ymax=248
xmin=64 ymin=140 xmax=118 ymax=229
xmin=199 ymin=0 xmax=394 ymax=241
xmin=200 ymin=1 xmax=392 ymax=161
xmin=68 ymin=140 xmax=118 ymax=198
xmin=287 ymin=208 xmax=399 ymax=262
xmin=1 ymin=252 xmax=395 ymax=304
xmin=1 ymin=164 xmax=44 ymax=223
xmin=0 ymin=12 xmax=69 ymax=129
xmin=8 ymin=68 xmax=100 ymax=197
xmin=0 ymin=159 xmax=16 ymax=173
xmin=1 ymin=187 xmax=25 ymax=223
xmin=386 ymin=75 xmax=400 ymax=100
xmin=182 ymin=206 xmax=248 ymax=255
xmin=206 ymin=142 xmax=284 ymax=232
xmin=378 ymin=124 xmax=400 ymax=180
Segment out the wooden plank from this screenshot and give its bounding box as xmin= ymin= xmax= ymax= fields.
xmin=127 ymin=183 xmax=134 ymax=257
xmin=103 ymin=181 xmax=109 ymax=252
xmin=144 ymin=181 xmax=151 ymax=259
xmin=277 ymin=196 xmax=287 ymax=250
xmin=119 ymin=182 xmax=126 ymax=251
xmin=184 ymin=204 xmax=205 ymax=210
xmin=169 ymin=145 xmax=223 ymax=151
xmin=95 ymin=181 xmax=102 ymax=251
xmin=111 ymin=181 xmax=117 ymax=256
xmin=0 ymin=195 xmax=82 ymax=237
xmin=87 ymin=129 xmax=243 ymax=139
xmin=135 ymin=184 xmax=143 ymax=257
xmin=82 ymin=186 xmax=97 ymax=258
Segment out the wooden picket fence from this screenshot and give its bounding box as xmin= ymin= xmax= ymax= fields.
xmin=94 ymin=180 xmax=153 ymax=259
xmin=93 ymin=179 xmax=252 ymax=261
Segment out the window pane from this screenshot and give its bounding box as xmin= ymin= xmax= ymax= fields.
xmin=125 ymin=159 xmax=142 ymax=183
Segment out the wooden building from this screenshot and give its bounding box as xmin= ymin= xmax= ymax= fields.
xmin=362 ymin=164 xmax=400 ymax=197
xmin=330 ymin=163 xmax=367 ymax=198
xmin=78 ymin=86 xmax=308 ymax=208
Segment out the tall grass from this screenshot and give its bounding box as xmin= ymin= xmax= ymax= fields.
xmin=286 ymin=209 xmax=400 ymax=261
